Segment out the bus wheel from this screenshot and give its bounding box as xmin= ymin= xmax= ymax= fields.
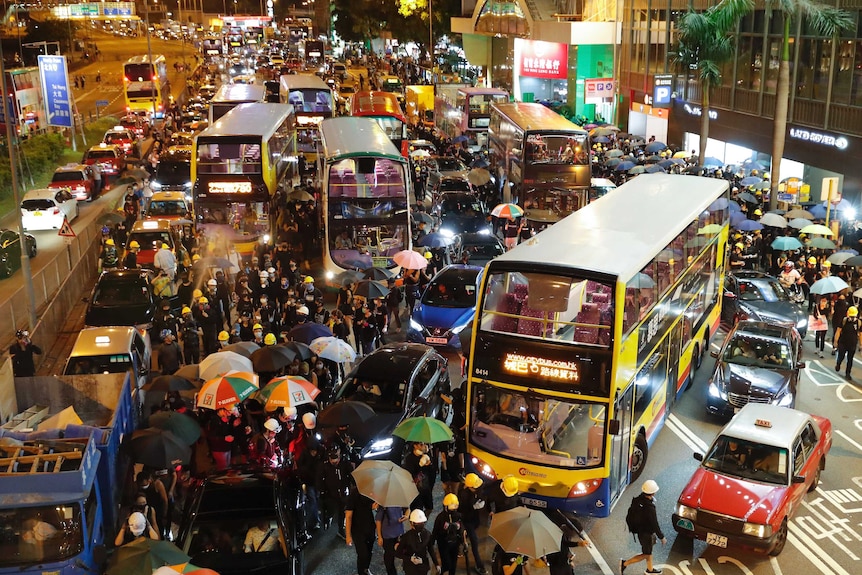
xmin=631 ymin=433 xmax=649 ymax=481
xmin=693 ymin=343 xmax=703 ymax=371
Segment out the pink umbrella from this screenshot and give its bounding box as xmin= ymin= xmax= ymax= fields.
xmin=393 ymin=249 xmax=428 ymax=270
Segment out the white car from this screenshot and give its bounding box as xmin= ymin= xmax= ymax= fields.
xmin=21 ymin=188 xmax=79 ymax=231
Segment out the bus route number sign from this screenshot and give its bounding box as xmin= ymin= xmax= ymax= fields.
xmin=502 ymin=352 xmax=580 ymax=382
xmin=209 ymin=181 xmax=253 ymax=195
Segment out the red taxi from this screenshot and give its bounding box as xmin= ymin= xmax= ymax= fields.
xmin=126 ymin=219 xmax=177 ymax=269
xmin=119 ymin=114 xmax=149 ymax=138
xmin=103 ymin=126 xmax=140 ymax=158
xmin=673 ymin=404 xmax=832 ymax=556
xmin=49 ymin=163 xmax=101 ymax=201
xmin=82 ymin=143 xmax=126 ymax=180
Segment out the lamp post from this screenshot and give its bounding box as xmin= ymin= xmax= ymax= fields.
xmin=144 ymin=2 xmax=156 ymax=120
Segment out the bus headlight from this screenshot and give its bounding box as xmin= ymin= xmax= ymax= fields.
xmin=676 ymin=504 xmax=698 ymax=521
xmin=742 ymin=522 xmax=772 ymax=538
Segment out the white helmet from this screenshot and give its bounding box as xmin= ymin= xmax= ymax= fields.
xmin=259 ymin=270 xmax=269 ymax=279
xmin=409 ymin=509 xmax=427 ymax=523
xmin=302 ymin=412 xmax=316 ymax=429
xmin=283 ymin=406 xmax=297 ymax=420
xmin=297 ymin=306 xmax=309 ymax=316
xmin=207 ymin=278 xmax=217 ymax=287
xmin=263 ymin=418 xmax=281 ymax=432
xmin=267 ymin=267 xmax=276 ymax=275
xmin=642 ymin=479 xmax=660 ymax=495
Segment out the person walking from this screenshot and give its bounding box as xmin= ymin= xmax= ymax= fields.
xmin=620 ymin=479 xmax=665 ymax=575
xmin=376 ymin=506 xmax=408 ymax=575
xmin=431 ymin=493 xmax=466 ymax=575
xmin=834 ymin=305 xmax=862 ymax=379
xmin=157 ymin=331 xmax=182 ymax=375
xmin=831 ymin=292 xmax=849 ymax=356
xmin=544 ymin=516 xmax=591 ymax=575
xmin=812 ymin=295 xmax=831 ymax=358
xmin=457 ymin=473 xmax=488 ymax=574
xmin=9 ymin=329 xmax=42 ymax=377
xmin=396 ymin=509 xmax=439 ymax=575
xmin=345 ymin=488 xmax=377 ymax=575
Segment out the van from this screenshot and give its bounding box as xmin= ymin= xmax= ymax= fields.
xmin=63 ymin=327 xmax=151 ymax=388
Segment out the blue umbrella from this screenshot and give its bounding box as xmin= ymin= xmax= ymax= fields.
xmin=702 ymin=157 xmax=723 ymax=167
xmin=825 ymin=198 xmax=852 ymax=211
xmin=644 ymin=141 xmax=667 ymax=153
xmin=771 ymin=237 xmax=803 ymax=251
xmin=730 ymin=212 xmax=747 ymax=226
xmin=735 ymin=219 xmax=764 ymax=231
xmin=837 ymin=249 xmax=859 ymax=255
xmin=615 ymin=161 xmax=636 ymax=171
xmin=452 ymin=135 xmax=469 ymax=144
xmin=740 ymin=176 xmax=763 ymax=186
xmin=810 ymin=276 xmax=850 ymax=295
xmin=644 ymin=164 xmax=666 ymax=173
xmin=471 ymin=157 xmax=490 ymax=168
xmin=288 ymin=323 xmax=334 ymax=344
xmin=743 ymin=160 xmax=766 ymax=172
xmin=605 ymin=158 xmax=622 ymax=168
xmin=809 ymin=204 xmax=828 ymax=219
xmin=658 ymin=159 xmax=676 ymax=169
xmin=728 ymin=200 xmax=741 ymax=213
xmin=709 ymin=197 xmax=729 ymax=211
xmin=593 ymin=135 xmax=610 ymax=143
xmin=419 ymin=232 xmax=454 ymax=248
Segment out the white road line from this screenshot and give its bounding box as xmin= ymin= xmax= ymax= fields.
xmin=835 ymin=429 xmax=862 ymax=453
xmin=584 ymin=538 xmax=613 ymax=575
xmin=770 ymin=557 xmax=783 ymax=575
xmin=788 ymin=523 xmax=851 ymax=575
xmin=665 ymin=415 xmax=708 ymax=454
xmin=667 ymin=413 xmax=709 ymax=453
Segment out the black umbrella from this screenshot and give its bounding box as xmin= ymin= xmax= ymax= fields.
xmin=148 ymin=411 xmax=201 ymax=444
xmin=318 ymin=400 xmax=376 ymax=428
xmin=354 ymin=279 xmax=391 ymax=300
xmin=222 ymin=341 xmax=260 ymax=358
xmin=361 ymin=267 xmax=396 ymax=281
xmin=288 ymin=323 xmax=334 ymax=344
xmin=336 ymin=269 xmax=365 ymax=286
xmin=142 ymin=374 xmax=197 ymax=392
xmin=129 ymin=428 xmax=191 ymax=468
xmin=251 ymin=345 xmax=294 ymax=372
xmin=282 ymin=340 xmax=313 ymax=361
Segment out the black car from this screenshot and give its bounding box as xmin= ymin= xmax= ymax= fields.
xmin=707 ymin=320 xmax=804 ymax=418
xmin=331 ymin=343 xmax=450 ymax=460
xmin=152 ymin=146 xmax=192 ymax=192
xmin=0 ymin=229 xmax=37 ymax=278
xmin=722 ymin=271 xmax=808 ymax=337
xmin=434 ymin=191 xmax=489 ymax=235
xmin=84 ymin=269 xmax=157 ymax=329
xmin=176 ymin=470 xmax=307 ymax=575
xmin=453 ymin=232 xmax=505 ymax=268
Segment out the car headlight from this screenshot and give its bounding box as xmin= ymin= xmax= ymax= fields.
xmin=708 ymin=380 xmax=727 ymax=400
xmin=150 ymin=181 xmax=162 ymax=190
xmin=796 ymin=318 xmax=808 ymax=329
xmin=742 ymin=522 xmax=772 ymax=538
xmin=410 ymin=318 xmax=423 ymax=332
xmin=184 ymin=181 xmax=193 ymax=189
xmin=366 ymin=437 xmax=392 ymax=455
xmin=439 ymin=228 xmax=454 ymax=238
xmin=676 ymin=504 xmax=697 ymax=521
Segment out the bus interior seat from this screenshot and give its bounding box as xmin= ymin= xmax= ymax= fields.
xmin=512 ymin=283 xmax=529 ymax=303
xmin=573 ymin=303 xmax=600 ymax=344
xmin=517 ymin=300 xmax=548 ymax=337
xmin=492 ymin=293 xmax=520 ymax=332
xmin=597 ymin=304 xmax=612 ymax=346
xmin=591 ymin=292 xmax=610 ymax=304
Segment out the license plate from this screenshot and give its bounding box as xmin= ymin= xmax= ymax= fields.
xmin=520 ymin=497 xmax=547 ymax=508
xmin=706 ymin=532 xmax=728 ymax=548
xmin=34 ymin=211 xmax=42 ymax=216
xmin=425 ymin=337 xmax=448 ymax=345
xmin=676 ymin=518 xmax=694 ymax=531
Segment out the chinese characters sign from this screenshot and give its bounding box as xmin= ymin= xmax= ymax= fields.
xmin=516 ymin=39 xmax=567 ymax=80
xmin=38 ymin=56 xmax=72 ymax=128
xmin=209 ymin=181 xmax=253 ymax=194
xmin=503 ymin=352 xmax=580 ymax=382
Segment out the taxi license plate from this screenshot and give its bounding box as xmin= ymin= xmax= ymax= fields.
xmin=34 ymin=211 xmax=42 ymax=216
xmin=520 ymin=497 xmax=547 ymax=508
xmin=706 ymin=533 xmax=728 ymax=548
xmin=425 ymin=337 xmax=448 ymax=345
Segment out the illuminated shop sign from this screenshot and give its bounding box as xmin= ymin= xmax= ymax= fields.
xmin=209 ymin=181 xmax=253 ymax=194
xmin=789 ymin=128 xmax=848 ymax=150
xmin=503 ymin=352 xmax=580 ymax=382
xmin=297 ymin=115 xmax=324 ymax=126
xmin=683 ymin=103 xmax=717 ymax=120
xmin=516 ymin=39 xmax=568 ymax=80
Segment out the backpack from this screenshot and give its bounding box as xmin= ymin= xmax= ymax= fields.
xmin=625 ymin=496 xmax=647 ymax=534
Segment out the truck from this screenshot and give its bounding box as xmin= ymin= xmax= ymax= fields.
xmin=0 ymin=371 xmax=139 ymax=575
xmin=405 ymin=85 xmax=434 ymax=129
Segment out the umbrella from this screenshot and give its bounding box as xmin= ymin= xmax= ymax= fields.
xmin=251 ymin=345 xmax=295 ymax=372
xmin=702 ymin=157 xmax=723 ymax=167
xmin=143 ymin=374 xmax=198 ymax=392
xmin=98 ymin=211 xmax=126 ymax=225
xmin=771 ymin=237 xmax=803 ymax=251
xmin=735 ymin=219 xmax=763 ymax=232
xmin=844 ymin=255 xmax=862 ymax=266
xmin=759 ymin=213 xmax=788 ymax=228
xmin=412 ymin=211 xmax=434 ymax=226
xmin=452 ymin=135 xmax=469 ymax=144
xmin=810 ymin=276 xmax=850 ymax=295
xmin=809 ymin=204 xmax=828 ymax=219
xmin=837 ymin=248 xmax=859 ymax=255
xmin=787 ymin=218 xmax=811 ymax=230
xmin=709 ymin=198 xmax=730 ymax=211
xmin=393 ymin=249 xmax=429 ymax=270
xmin=491 ymin=203 xmax=525 ymax=220
xmin=221 ymin=341 xmax=260 ymax=358
xmin=392 ymin=416 xmax=454 ymax=444
xmin=785 ymin=208 xmax=814 ymax=220
xmin=354 ymin=279 xmax=390 ymax=300
xmin=199 ymin=351 xmax=253 ymax=380
xmin=129 ymin=428 xmax=192 ymax=468
xmin=467 ymin=168 xmax=491 ymax=186
xmin=287 ymin=189 xmax=315 ymax=202
xmin=318 ymin=400 xmax=375 ymax=428
xmin=697 ymin=224 xmax=723 ymax=235
xmin=809 ymin=237 xmax=837 ymax=250
xmin=754 ymin=181 xmax=772 ymax=191
xmin=149 ymin=411 xmax=202 ymax=444
xmin=768 ymin=208 xmax=786 ymax=215
xmin=729 ymin=212 xmax=747 ymax=227
xmin=644 ymin=164 xmax=665 ymax=174
xmin=737 ymin=191 xmax=758 ymax=203
xmin=470 ymin=157 xmax=490 ymax=169
xmin=418 ymin=232 xmax=455 ymax=248
xmin=607 ymin=149 xmax=624 ymax=158
xmin=628 ymin=166 xmax=646 ymax=175
xmin=628 ymin=273 xmax=655 ymax=288
xmin=728 ymin=201 xmax=742 ymax=213
xmin=673 ymin=150 xmax=691 ymax=159
xmin=644 ymin=141 xmax=667 ymax=153
xmin=282 ymin=340 xmax=313 ymax=361
xmin=197 ymin=371 xmax=259 ymax=410
xmin=336 ymin=269 xmax=365 ymax=286
xmin=614 ymin=161 xmax=636 ymax=171
xmin=592 ymin=135 xmax=610 ymax=144
xmin=361 ymin=267 xmax=396 ymax=281
xmin=828 ymin=252 xmax=855 ymax=265
xmin=589 ymin=126 xmax=619 ymax=137
xmin=740 ymin=176 xmax=763 ymax=187
xmin=351 ymin=460 xmax=419 ymax=507
xmin=800 ymin=224 xmax=833 ymax=236
xmin=410 ymin=149 xmax=431 ymax=158
xmin=257 ymin=376 xmax=320 ymax=411
xmin=174 ymin=364 xmax=199 ymax=382
xmin=287 ymin=322 xmax=334 ymax=344
xmin=645 ymin=154 xmax=663 ymax=163
xmin=488 ymin=506 xmax=563 ymax=559
xmin=605 ymin=158 xmax=622 ymax=168
xmin=685 ymin=165 xmax=709 ymax=175
xmin=742 ymin=160 xmax=765 ymax=170
xmin=106 ymin=539 xmax=190 ymax=575
xmin=309 ymin=336 xmax=357 ymax=363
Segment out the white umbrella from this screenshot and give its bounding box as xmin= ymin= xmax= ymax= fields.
xmin=309 ymin=336 xmax=357 ymax=363
xmin=758 ymin=213 xmax=787 ymax=228
xmin=199 ymin=350 xmax=254 ymax=381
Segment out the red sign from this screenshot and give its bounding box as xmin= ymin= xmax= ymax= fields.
xmin=517 ymin=39 xmax=568 ymax=80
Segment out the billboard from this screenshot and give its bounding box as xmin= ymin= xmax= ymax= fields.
xmin=585 ymin=78 xmax=614 ymax=103
xmin=653 ymin=74 xmax=673 ymax=108
xmin=516 ymin=39 xmax=567 ymax=80
xmin=38 ymin=55 xmax=72 ymax=128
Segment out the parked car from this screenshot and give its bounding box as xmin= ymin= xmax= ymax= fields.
xmin=145 ymin=191 xmax=192 ymax=220
xmin=707 ymin=320 xmax=804 ymax=418
xmin=49 ymin=163 xmax=101 ymax=201
xmin=408 ymin=265 xmax=483 ymax=351
xmin=722 ymin=271 xmax=808 ymax=337
xmin=428 ymin=156 xmax=468 ymax=188
xmin=434 ymin=191 xmax=489 ymax=235
xmin=673 ymin=404 xmax=832 ymax=555
xmin=331 ymin=343 xmax=451 ymax=460
xmin=21 ymin=188 xmax=78 ymax=231
xmin=453 ymin=232 xmax=505 ymax=268
xmin=0 ymin=229 xmax=37 ymax=277
xmin=82 ymin=143 xmax=126 ymax=179
xmin=84 ymin=269 xmax=158 ymax=329
xmin=103 ymin=125 xmax=140 ymax=158
xmin=176 ymin=470 xmax=307 ymax=575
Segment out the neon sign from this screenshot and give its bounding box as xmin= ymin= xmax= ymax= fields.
xmin=789 ymin=128 xmax=848 ymax=150
xmin=503 ymin=352 xmax=580 ymax=382
xmin=209 ymin=181 xmax=253 ymax=194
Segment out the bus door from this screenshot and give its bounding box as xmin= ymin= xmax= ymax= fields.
xmin=609 ymin=384 xmax=634 ymax=504
xmin=668 ymin=322 xmax=685 ymax=404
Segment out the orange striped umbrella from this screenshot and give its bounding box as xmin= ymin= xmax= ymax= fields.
xmin=197 ymin=371 xmax=259 ymax=410
xmin=256 ymin=376 xmax=321 ymax=411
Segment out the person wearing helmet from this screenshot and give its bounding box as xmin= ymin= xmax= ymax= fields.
xmin=100 ymin=237 xmax=119 ymax=272
xmin=376 ymin=505 xmax=408 ymax=575
xmin=218 ymin=330 xmax=231 ymax=347
xmin=403 ymin=443 xmax=436 ymax=513
xmin=803 ymin=256 xmax=821 ymax=312
xmin=344 ymin=486 xmax=378 ymax=575
xmin=179 ymin=306 xmax=201 ymax=364
xmin=153 ymin=299 xmax=178 ymax=342
xmin=301 ymin=275 xmax=323 ymax=306
xmin=252 ymin=323 xmax=264 ymax=345
xmin=263 ymin=333 xmax=277 ymax=346
xmin=193 ymin=295 xmax=218 ymax=356
xmin=157 ymin=330 xmax=181 ymax=375
xmin=778 ymin=260 xmax=802 ymax=294
xmin=396 ymin=509 xmax=439 ymax=575
xmin=123 ymin=240 xmax=140 ymax=269
xmin=9 ymin=329 xmax=42 ymax=377
xmin=729 ymin=241 xmax=746 ymax=270
xmin=488 ymin=475 xmax=519 ymax=520
xmin=621 ymin=480 xmax=665 ymax=575
xmin=250 ymin=418 xmax=283 ymax=469
xmin=431 ymin=493 xmax=465 ymax=575
xmin=834 ymin=305 xmax=862 ymax=379
xmin=320 ymin=444 xmax=353 ymax=539
xmin=154 ymin=242 xmax=177 ymax=280
xmin=295 ymin=305 xmax=310 ymax=325
xmin=457 ymin=473 xmax=487 ymax=574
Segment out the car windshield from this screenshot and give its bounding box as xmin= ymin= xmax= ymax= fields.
xmin=52 ymin=172 xmax=84 ymax=182
xmin=460 ymin=240 xmax=504 ymax=267
xmin=187 ymin=516 xmax=283 ymax=558
xmin=149 ymin=201 xmax=188 ymax=217
xmin=441 ymin=194 xmax=483 ymax=216
xmin=0 ymin=505 xmax=83 ymax=567
xmin=338 ymin=376 xmax=407 ymax=413
xmin=104 ymin=133 xmax=131 ymax=144
xmin=423 ymin=269 xmax=478 ymax=308
xmin=703 ymin=435 xmax=789 ymax=485
xmin=438 ymin=179 xmax=470 ymax=192
xmin=65 ymin=354 xmax=132 ymax=375
xmin=436 ymin=158 xmax=466 ymax=172
xmin=93 ymin=278 xmax=151 ymax=305
xmin=722 ymin=332 xmax=792 ymax=369
xmin=738 ymin=278 xmax=789 ymax=302
xmin=85 ymin=150 xmax=117 ymax=160
xmin=22 ymin=199 xmax=54 ymax=211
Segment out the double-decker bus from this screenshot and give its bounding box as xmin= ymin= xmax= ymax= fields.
xmin=489 ymin=102 xmax=591 ymax=222
xmin=350 ymin=91 xmax=408 ymax=155
xmin=201 ymin=36 xmax=224 ymax=58
xmin=192 ymin=103 xmax=296 ymax=254
xmin=208 ymin=83 xmax=267 ymax=124
xmin=319 ymin=117 xmax=411 ymax=279
xmin=435 ymin=86 xmax=509 ymax=148
xmin=123 ymin=55 xmax=169 ymax=119
xmin=464 ymin=174 xmax=729 ymax=516
xmin=279 ymin=74 xmax=334 ymax=164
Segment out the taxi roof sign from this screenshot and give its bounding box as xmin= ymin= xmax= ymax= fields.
xmin=754 ymin=419 xmax=773 ymax=428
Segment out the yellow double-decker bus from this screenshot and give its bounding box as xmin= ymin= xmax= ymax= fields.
xmin=123 ymin=55 xmax=169 ymax=119
xmin=279 ymin=74 xmax=334 ymax=164
xmin=465 ymin=174 xmax=729 ymax=517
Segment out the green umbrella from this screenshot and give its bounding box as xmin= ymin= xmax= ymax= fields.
xmin=148 ymin=411 xmax=202 ymax=445
xmin=392 ymin=416 xmax=453 ymax=444
xmin=809 ymin=237 xmax=836 ymax=250
xmin=107 ymin=538 xmax=190 ymax=575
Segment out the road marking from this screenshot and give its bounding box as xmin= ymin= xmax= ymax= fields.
xmin=835 ymin=429 xmax=862 ymax=453
xmin=666 ymin=413 xmax=709 ymax=453
xmin=769 ymin=557 xmax=783 ymax=575
xmin=584 ymin=537 xmax=613 ymax=575
xmin=786 ymin=530 xmax=839 ymax=575
xmin=789 ymin=522 xmax=852 ymax=575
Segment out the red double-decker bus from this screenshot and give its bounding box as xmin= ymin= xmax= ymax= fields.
xmin=349 ymin=91 xmax=408 ymax=155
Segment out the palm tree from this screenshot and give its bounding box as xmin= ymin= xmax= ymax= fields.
xmin=676 ymin=0 xmax=754 ymax=163
xmin=767 ymin=1 xmax=852 ymax=210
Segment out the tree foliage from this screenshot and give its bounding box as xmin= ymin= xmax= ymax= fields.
xmin=26 ymin=18 xmax=78 ymax=54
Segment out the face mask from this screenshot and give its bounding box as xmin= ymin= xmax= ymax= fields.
xmin=254 ymin=331 xmax=262 ymax=338
xmin=316 ymin=363 xmax=323 ymax=369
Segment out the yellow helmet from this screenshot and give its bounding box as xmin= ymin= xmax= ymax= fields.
xmin=808 ymin=257 xmax=817 ymax=264
xmin=442 ymin=493 xmax=459 ymax=510
xmin=218 ymin=331 xmax=230 ymax=342
xmin=304 ymin=276 xmax=314 ymax=284
xmin=753 ymin=209 xmax=762 ymax=216
xmin=198 ymin=296 xmax=209 ymax=304
xmin=193 ymin=289 xmax=203 ymax=299
xmin=501 ymin=475 xmax=519 ymax=497
xmin=105 ymin=238 xmax=114 ymax=246
xmin=192 ymin=254 xmax=201 ymax=262
xmin=734 ymin=242 xmax=744 ymax=250
xmin=425 ymin=251 xmax=433 ymax=259
xmin=181 ymin=306 xmax=192 ymax=315
xmin=129 ymin=240 xmax=140 ymax=249
xmin=253 ymin=323 xmax=263 ymax=330
xmin=823 ymin=261 xmax=832 ymax=268
xmin=464 ymin=473 xmax=483 ymax=489
xmin=849 ymin=306 xmax=859 ymax=317
xmin=161 ymin=243 xmax=170 ymax=250
xmin=264 ymin=333 xmax=277 ymax=345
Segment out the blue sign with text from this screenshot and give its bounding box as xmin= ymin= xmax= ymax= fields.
xmin=38 ymin=55 xmax=72 ymax=128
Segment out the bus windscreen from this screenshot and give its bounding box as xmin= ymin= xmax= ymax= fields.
xmin=125 ymin=63 xmax=153 ymax=81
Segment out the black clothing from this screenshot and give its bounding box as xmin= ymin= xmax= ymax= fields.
xmin=431 ymin=509 xmax=464 ymax=575
xmin=630 ymin=492 xmax=664 ymax=540
xmin=346 ymin=490 xmax=376 ymax=575
xmin=397 ymin=527 xmax=436 ymax=575
xmin=9 ymin=341 xmax=42 ymax=377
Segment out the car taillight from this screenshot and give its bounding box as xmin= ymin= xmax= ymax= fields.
xmin=53 ymin=208 xmax=60 ymax=215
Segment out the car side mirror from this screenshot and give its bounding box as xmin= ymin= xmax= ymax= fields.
xmin=724 ymin=291 xmax=736 ymax=299
xmin=792 ymin=475 xmax=806 ymax=484
xmin=710 ymin=351 xmax=719 ymax=358
xmin=796 ymin=361 xmax=806 ymax=369
xmin=608 ymin=419 xmax=620 ymax=436
xmin=693 ymin=452 xmax=704 ymax=461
